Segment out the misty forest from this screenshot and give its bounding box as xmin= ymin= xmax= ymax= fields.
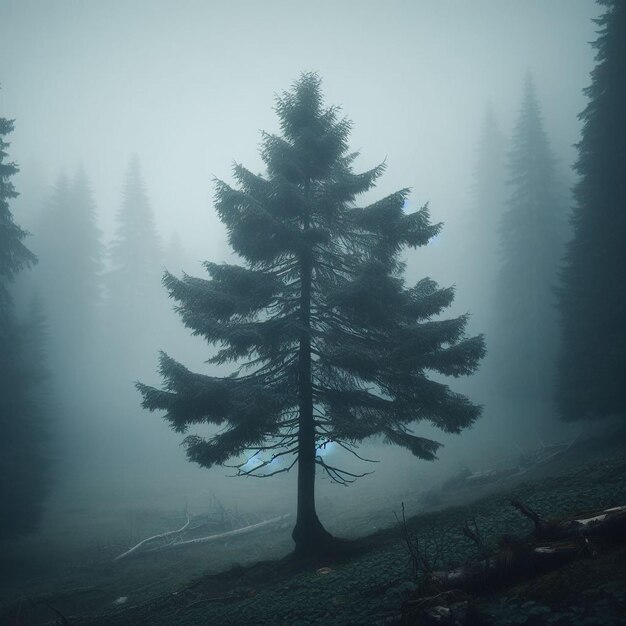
xmin=1 ymin=1 xmax=625 ymax=624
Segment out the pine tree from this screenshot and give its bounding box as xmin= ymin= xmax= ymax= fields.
xmin=104 ymin=156 xmax=163 ymax=373
xmin=458 ymin=105 xmax=507 ymax=331
xmin=0 ymin=116 xmax=36 ymax=304
xmin=107 ymin=155 xmax=162 ymax=314
xmin=138 ymin=74 xmax=485 ymax=556
xmin=67 ymin=168 xmax=104 ymax=348
xmin=558 ymin=0 xmax=626 ymax=421
xmin=25 ymin=169 xmax=104 ymax=477
xmin=493 ymin=74 xmax=565 ymax=438
xmin=35 ymin=169 xmax=103 ymax=365
xmin=0 ymin=109 xmax=49 ymax=540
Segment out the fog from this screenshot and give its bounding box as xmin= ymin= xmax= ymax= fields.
xmin=0 ymin=0 xmax=602 ymax=590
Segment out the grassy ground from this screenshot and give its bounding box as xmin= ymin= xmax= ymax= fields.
xmin=2 ymin=430 xmax=625 ymax=625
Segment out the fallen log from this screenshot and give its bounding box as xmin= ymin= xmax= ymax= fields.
xmin=424 ymin=502 xmax=626 ymax=593
xmin=511 ymin=499 xmax=626 ymax=541
xmin=400 ymin=500 xmax=626 ymax=623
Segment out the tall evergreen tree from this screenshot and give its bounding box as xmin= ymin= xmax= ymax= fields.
xmin=0 ymin=116 xmax=36 ymax=303
xmin=26 ymin=169 xmax=104 ymax=476
xmin=558 ymin=0 xmax=626 ymax=421
xmin=104 ymin=155 xmax=163 ymax=372
xmin=458 ymin=105 xmax=507 ymax=330
xmin=138 ymin=74 xmax=485 ymax=556
xmin=0 ymin=110 xmax=49 ymax=540
xmin=34 ymin=169 xmax=103 ymax=365
xmin=493 ymin=75 xmax=565 ymax=437
xmin=107 ymin=156 xmax=162 ymax=314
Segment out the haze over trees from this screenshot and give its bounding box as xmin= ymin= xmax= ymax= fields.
xmin=34 ymin=170 xmax=104 ymax=369
xmin=107 ymin=157 xmax=162 ymax=319
xmin=28 ymin=171 xmax=104 ymax=472
xmin=459 ymin=105 xmax=507 ymax=331
xmin=491 ymin=75 xmax=566 ymax=441
xmin=0 ymin=110 xmax=50 ymax=540
xmin=137 ymin=74 xmax=486 ymax=556
xmin=105 ymin=155 xmax=164 ymax=372
xmin=558 ymin=0 xmax=626 ymax=422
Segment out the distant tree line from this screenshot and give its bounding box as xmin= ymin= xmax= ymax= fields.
xmin=462 ymin=0 xmax=625 ymax=433
xmin=0 ymin=108 xmax=49 ymax=540
xmin=557 ymin=0 xmax=626 ymax=422
xmin=463 ymin=74 xmax=567 ymax=444
xmin=0 ymin=122 xmax=181 ymax=539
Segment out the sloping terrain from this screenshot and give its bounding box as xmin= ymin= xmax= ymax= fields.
xmin=2 ymin=428 xmax=626 ymax=625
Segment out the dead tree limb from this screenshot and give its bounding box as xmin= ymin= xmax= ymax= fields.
xmin=461 ymin=518 xmax=486 ymax=558
xmin=510 ymin=499 xmax=551 ymax=537
xmin=395 ymin=502 xmax=448 ymax=594
xmin=511 ymin=500 xmax=626 ymax=541
xmin=114 ymin=514 xmax=291 ymax=560
xmin=144 ymin=514 xmax=290 ymax=553
xmin=429 ymin=503 xmax=626 ymax=594
xmin=114 ymin=513 xmax=191 ymax=561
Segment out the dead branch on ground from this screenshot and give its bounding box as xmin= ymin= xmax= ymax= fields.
xmin=114 ymin=513 xmax=191 ymax=560
xmin=114 ymin=514 xmax=290 ymax=560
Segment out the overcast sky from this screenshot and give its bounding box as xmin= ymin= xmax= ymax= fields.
xmin=0 ymin=0 xmax=600 ymax=267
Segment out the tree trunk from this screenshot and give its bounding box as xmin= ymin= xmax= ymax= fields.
xmin=292 ymin=196 xmax=333 ymax=557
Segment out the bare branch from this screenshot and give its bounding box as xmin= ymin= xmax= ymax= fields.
xmin=225 ymin=447 xmax=298 ymax=477
xmin=315 ymin=455 xmax=373 ymax=485
xmin=330 ymin=439 xmax=381 ymax=463
xmin=236 ymin=457 xmax=298 ymax=478
xmin=461 ymin=517 xmax=485 ymax=557
xmin=114 ymin=513 xmax=191 ymax=561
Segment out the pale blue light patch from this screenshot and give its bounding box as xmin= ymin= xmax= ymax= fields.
xmin=317 ymin=440 xmax=337 ymax=458
xmin=241 ymin=454 xmax=282 ymax=472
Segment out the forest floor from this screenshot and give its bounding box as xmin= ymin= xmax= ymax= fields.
xmin=1 ymin=425 xmax=626 ymax=625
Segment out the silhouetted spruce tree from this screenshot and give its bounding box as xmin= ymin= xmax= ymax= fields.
xmin=459 ymin=105 xmax=507 ymax=329
xmin=107 ymin=156 xmax=162 ymax=316
xmin=105 ymin=156 xmax=163 ymax=369
xmin=493 ymin=75 xmax=565 ymax=436
xmin=0 ymin=118 xmax=36 ymax=300
xmin=0 ymin=111 xmax=50 ymax=540
xmin=26 ymin=170 xmax=104 ymax=477
xmin=558 ymin=0 xmax=626 ymax=421
xmin=138 ymin=74 xmax=485 ymax=556
xmin=35 ymin=170 xmax=103 ymax=366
